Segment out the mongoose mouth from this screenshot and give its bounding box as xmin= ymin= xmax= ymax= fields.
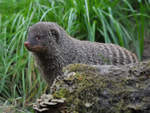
xmin=24 ymin=41 xmax=48 ymax=53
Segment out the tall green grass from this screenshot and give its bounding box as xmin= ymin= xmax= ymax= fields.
xmin=0 ymin=0 xmax=150 ymax=112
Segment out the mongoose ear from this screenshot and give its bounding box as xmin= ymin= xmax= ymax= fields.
xmin=49 ymin=29 xmax=59 ymax=43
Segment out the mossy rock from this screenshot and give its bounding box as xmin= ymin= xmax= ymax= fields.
xmin=34 ymin=61 xmax=150 ymax=113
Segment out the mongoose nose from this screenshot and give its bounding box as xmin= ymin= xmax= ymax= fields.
xmin=24 ymin=41 xmax=30 ymax=48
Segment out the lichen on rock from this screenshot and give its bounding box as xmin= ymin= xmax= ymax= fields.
xmin=33 ymin=61 xmax=150 ymax=113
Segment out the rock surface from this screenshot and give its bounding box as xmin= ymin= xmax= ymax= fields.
xmin=33 ymin=60 xmax=150 ymax=113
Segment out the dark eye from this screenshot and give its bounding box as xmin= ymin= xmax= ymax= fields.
xmin=36 ymin=36 xmax=40 ymax=41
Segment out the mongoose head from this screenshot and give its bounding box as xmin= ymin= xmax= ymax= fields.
xmin=24 ymin=22 xmax=60 ymax=53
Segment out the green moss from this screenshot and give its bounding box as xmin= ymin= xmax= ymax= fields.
xmin=51 ymin=62 xmax=150 ymax=112
xmin=63 ymin=64 xmax=97 ymax=74
xmin=53 ymin=88 xmax=69 ymax=99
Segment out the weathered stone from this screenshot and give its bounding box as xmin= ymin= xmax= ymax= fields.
xmin=33 ymin=60 xmax=150 ymax=113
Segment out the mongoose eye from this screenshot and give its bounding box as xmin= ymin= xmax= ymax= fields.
xmin=36 ymin=36 xmax=40 ymax=41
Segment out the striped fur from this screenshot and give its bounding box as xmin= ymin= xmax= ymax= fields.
xmin=103 ymin=44 xmax=138 ymax=65
xmin=26 ymin=22 xmax=139 ymax=85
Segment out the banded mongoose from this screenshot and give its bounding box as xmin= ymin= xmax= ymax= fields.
xmin=24 ymin=22 xmax=138 ymax=86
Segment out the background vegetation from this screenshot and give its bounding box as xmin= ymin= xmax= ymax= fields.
xmin=0 ymin=0 xmax=150 ymax=112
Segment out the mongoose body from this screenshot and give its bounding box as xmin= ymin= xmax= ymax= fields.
xmin=24 ymin=22 xmax=138 ymax=85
